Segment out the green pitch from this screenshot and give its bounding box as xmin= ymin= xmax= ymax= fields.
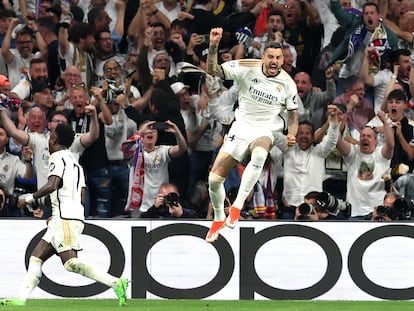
xmin=10 ymin=299 xmax=414 ymax=311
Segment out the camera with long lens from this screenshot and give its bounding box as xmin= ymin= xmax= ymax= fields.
xmin=316 ymin=192 xmax=351 ymax=217
xmin=157 ymin=192 xmax=180 ymax=216
xmin=377 ymin=198 xmax=412 ymax=220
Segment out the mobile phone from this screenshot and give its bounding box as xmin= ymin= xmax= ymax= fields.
xmin=152 ymin=122 xmax=169 ymax=131
xmin=199 ymin=34 xmax=209 ymax=44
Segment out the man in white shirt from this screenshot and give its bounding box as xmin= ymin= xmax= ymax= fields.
xmin=0 ymin=104 xmax=99 ymax=189
xmin=337 ymin=110 xmax=394 ymax=218
xmin=277 ymin=105 xmax=340 ymax=215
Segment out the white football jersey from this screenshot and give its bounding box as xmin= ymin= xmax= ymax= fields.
xmin=48 ymin=149 xmax=86 ymax=221
xmin=221 ymin=59 xmax=298 ymax=132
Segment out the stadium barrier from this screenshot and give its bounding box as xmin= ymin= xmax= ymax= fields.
xmin=1 ymin=220 xmax=413 ymax=300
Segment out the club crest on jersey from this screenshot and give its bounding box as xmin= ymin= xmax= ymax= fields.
xmin=275 ymin=85 xmax=282 ymax=93
xmin=2 ymin=165 xmax=8 ymax=172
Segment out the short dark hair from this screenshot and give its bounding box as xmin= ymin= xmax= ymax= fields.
xmin=304 ymin=191 xmax=320 ymax=200
xmin=268 ymin=9 xmax=285 ymax=24
xmin=30 ymin=58 xmax=47 ymax=67
xmin=0 ymin=9 xmax=16 ymax=19
xmin=54 ymin=124 xmax=75 ymax=148
xmin=16 ymin=26 xmax=34 ymax=39
xmin=362 ymin=2 xmax=379 ymax=13
xmin=387 ymin=89 xmax=408 ymax=103
xmin=36 ymin=16 xmax=56 ymax=33
xmin=71 ymin=4 xmax=85 ymax=23
xmin=48 ymin=111 xmax=69 ymax=123
xmin=87 ymin=7 xmax=103 ymax=25
xmin=94 ymin=28 xmax=111 ymax=42
xmin=264 ymin=42 xmax=283 ymax=52
xmin=342 ymin=75 xmax=362 ymax=91
xmin=150 ymin=88 xmax=170 ymax=113
xmin=150 ymin=22 xmax=166 ymax=31
xmin=299 ymin=120 xmax=315 ymax=134
xmin=69 ymin=22 xmax=95 ymax=43
xmin=392 ymin=48 xmax=411 ymax=64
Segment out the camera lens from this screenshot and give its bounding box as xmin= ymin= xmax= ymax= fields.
xmin=376 ymin=205 xmax=387 ymax=215
xmin=164 ymin=192 xmax=179 ymax=206
xmin=298 ymin=203 xmax=313 ymax=215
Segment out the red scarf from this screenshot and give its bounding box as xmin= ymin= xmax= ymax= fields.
xmin=124 ymin=134 xmax=145 ymax=211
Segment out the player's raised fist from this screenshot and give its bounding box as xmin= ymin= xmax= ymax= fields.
xmin=209 ymin=27 xmax=223 ymax=45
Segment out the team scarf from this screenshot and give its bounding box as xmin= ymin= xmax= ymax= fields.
xmin=342 ymin=21 xmax=389 ymax=64
xmin=124 ymin=133 xmax=145 ymax=211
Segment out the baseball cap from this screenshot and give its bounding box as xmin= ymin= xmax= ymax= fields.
xmin=0 ymin=75 xmax=11 ymax=87
xmin=170 ymin=82 xmax=189 ymax=94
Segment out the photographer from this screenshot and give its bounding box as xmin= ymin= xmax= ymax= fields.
xmin=368 ymin=192 xmax=412 ymax=221
xmin=294 ymin=191 xmax=320 ymax=221
xmin=141 ymin=183 xmax=197 ymax=218
xmin=314 ymin=191 xmax=351 ymax=220
xmin=295 ymin=191 xmax=351 ymax=221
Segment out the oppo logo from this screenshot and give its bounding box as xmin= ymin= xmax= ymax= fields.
xmin=25 ymin=223 xmax=414 ymax=300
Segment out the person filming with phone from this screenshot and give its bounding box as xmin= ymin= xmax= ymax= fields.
xmin=122 ymin=120 xmax=187 ymax=217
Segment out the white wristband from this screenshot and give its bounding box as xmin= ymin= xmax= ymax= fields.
xmin=25 ymin=194 xmax=35 ymax=204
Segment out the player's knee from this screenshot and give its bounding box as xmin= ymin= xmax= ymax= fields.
xmin=208 ymin=172 xmax=226 ymax=191
xmin=64 ymin=258 xmax=82 ymax=274
xmin=250 ymin=147 xmax=268 ymax=170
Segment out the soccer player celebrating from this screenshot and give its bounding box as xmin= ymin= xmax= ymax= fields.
xmin=205 ymin=27 xmax=299 ymax=242
xmin=0 ymin=124 xmax=128 ymax=307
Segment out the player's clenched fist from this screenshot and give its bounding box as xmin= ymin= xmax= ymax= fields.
xmin=209 ymin=27 xmax=223 ymax=45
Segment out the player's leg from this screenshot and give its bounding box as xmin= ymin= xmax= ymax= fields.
xmin=60 ymin=251 xmax=128 ymax=306
xmin=0 ymin=240 xmax=55 ymax=306
xmin=227 ymin=136 xmax=271 ymax=228
xmin=206 ymin=151 xmax=237 ymax=242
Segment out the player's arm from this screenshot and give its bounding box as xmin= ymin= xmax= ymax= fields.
xmin=287 ymin=109 xmax=298 ymax=138
xmin=18 ymin=175 xmax=62 ymax=208
xmin=206 ymin=27 xmax=225 ymax=79
xmin=286 ymin=109 xmax=298 ymax=146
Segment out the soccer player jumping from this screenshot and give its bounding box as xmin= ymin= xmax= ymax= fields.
xmin=205 ymin=27 xmax=299 ymax=242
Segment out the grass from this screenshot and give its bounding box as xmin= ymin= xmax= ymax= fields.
xmin=13 ymin=299 xmax=414 ymax=311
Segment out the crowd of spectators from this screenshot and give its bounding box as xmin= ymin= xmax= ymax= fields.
xmin=0 ymin=0 xmax=413 ymax=221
